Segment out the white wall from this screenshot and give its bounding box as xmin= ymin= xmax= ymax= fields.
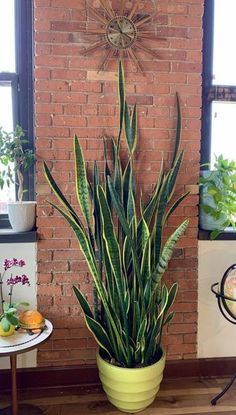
xmin=198 ymin=240 xmax=236 ymax=358
xmin=0 ymin=242 xmax=37 ymax=369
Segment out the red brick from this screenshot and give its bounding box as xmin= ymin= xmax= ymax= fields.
xmin=51 ymin=69 xmax=86 ymax=81
xmin=37 ymin=274 xmax=53 ymax=284
xmin=36 ymin=126 xmax=70 ymax=137
xmin=51 ymin=0 xmax=84 ymax=7
xmin=35 ymin=103 xmax=63 ymax=114
xmin=36 ymin=7 xmax=70 ymax=20
xmin=51 ymin=92 xmax=87 ymax=104
xmin=35 ymin=0 xmax=51 ymax=5
xmin=35 ymin=80 xmax=70 ymax=92
xmin=168 ymin=343 xmax=197 ymax=354
xmin=71 ymin=81 xmax=102 ymax=93
xmin=37 ymin=285 xmax=62 ymax=297
xmin=35 ymin=91 xmax=51 ymax=103
xmin=63 ymin=104 xmax=82 ymax=115
xmin=53 ymin=115 xmax=86 ymax=126
xmin=34 ymin=68 xmax=50 ymax=79
xmin=34 ymin=19 xmax=51 ymax=31
xmin=36 ymin=114 xmax=52 ymax=126
xmin=35 ymin=32 xmax=71 ymax=44
xmin=35 ymin=55 xmax=68 ymax=68
xmin=168 ymin=323 xmax=197 ymax=335
xmin=170 ymin=15 xmax=202 ymax=28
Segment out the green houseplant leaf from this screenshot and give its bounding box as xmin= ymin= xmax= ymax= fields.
xmin=0 ymin=125 xmax=35 ymax=201
xmin=44 ymin=62 xmax=188 ymax=368
xmin=74 ymin=135 xmax=91 ymax=229
xmin=199 ymin=155 xmax=236 ymax=238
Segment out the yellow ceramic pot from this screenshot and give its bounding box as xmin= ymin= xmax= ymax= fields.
xmin=97 ymin=349 xmax=166 ymax=413
xmin=0 ymin=322 xmax=15 ymax=337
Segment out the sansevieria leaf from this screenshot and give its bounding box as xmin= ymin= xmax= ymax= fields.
xmin=74 ymin=135 xmax=91 ymax=228
xmin=84 ymin=314 xmax=113 ymax=357
xmin=43 ymin=161 xmax=79 ymax=222
xmin=73 ymin=286 xmax=94 ymax=319
xmin=172 ymin=92 xmax=181 ymax=168
xmin=118 ymin=60 xmax=125 ymax=145
xmin=124 ymin=101 xmax=137 ymax=156
xmin=97 ymin=185 xmax=123 ymax=296
xmin=152 ymin=219 xmax=189 ymax=285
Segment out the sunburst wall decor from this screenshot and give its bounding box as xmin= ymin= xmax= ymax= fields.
xmin=78 ymin=0 xmax=164 ymax=73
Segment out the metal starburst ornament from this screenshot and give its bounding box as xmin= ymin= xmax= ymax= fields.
xmin=78 ymin=0 xmax=164 ymax=73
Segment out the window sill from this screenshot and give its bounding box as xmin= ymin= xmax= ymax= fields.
xmin=0 ymin=229 xmax=37 ymax=243
xmin=199 ymin=228 xmax=236 ymax=241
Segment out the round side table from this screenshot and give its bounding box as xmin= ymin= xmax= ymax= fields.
xmin=0 ymin=319 xmax=53 ymax=415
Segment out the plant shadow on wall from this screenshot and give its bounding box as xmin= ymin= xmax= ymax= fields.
xmin=44 ymin=62 xmax=189 ymax=413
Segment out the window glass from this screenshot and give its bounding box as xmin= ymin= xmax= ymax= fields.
xmin=210 ymin=101 xmax=236 ymax=168
xmin=213 ymin=0 xmax=236 ymax=85
xmin=0 ymin=0 xmax=15 ymax=72
xmin=0 ymin=1 xmax=33 ymax=222
xmin=0 ymin=85 xmax=15 ymax=214
xmin=0 ymin=85 xmax=14 ymax=130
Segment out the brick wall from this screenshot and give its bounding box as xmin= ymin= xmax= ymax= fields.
xmin=35 ymin=0 xmax=203 ymax=366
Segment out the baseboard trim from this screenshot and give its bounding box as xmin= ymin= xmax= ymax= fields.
xmin=1 ymin=357 xmax=236 ymax=392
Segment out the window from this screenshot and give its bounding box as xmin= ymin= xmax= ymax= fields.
xmin=202 ymin=0 xmax=236 ymax=168
xmin=0 ymin=0 xmax=34 ymax=225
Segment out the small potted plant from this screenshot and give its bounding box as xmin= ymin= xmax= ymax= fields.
xmin=0 ymin=258 xmax=30 ymax=337
xmin=0 ymin=125 xmax=36 ymax=232
xmin=44 ymin=62 xmax=189 ymax=413
xmin=199 ymin=155 xmax=236 ymax=239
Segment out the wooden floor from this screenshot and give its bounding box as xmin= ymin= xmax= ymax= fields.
xmin=1 ymin=377 xmax=236 ymax=414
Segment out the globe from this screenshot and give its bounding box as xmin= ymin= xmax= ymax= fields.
xmin=221 ymin=265 xmax=236 ymax=319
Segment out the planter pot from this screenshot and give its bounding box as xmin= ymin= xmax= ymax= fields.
xmin=97 ymin=349 xmax=166 ymax=413
xmin=199 ymin=171 xmax=227 ymax=231
xmin=199 ymin=193 xmax=227 ymax=231
xmin=8 ymin=201 xmax=36 ymax=232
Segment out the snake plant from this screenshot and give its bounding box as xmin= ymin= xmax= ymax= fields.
xmin=44 ymin=62 xmax=189 ymax=368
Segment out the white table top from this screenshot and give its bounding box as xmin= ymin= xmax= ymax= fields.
xmin=0 ymin=319 xmax=53 ymax=356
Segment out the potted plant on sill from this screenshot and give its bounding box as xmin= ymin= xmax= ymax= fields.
xmin=199 ymin=155 xmax=236 ymax=239
xmin=44 ymin=62 xmax=189 ymax=413
xmin=0 ymin=125 xmax=36 ymax=232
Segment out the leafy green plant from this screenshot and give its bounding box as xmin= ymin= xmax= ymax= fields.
xmin=0 ymin=125 xmax=35 ymax=202
xmin=200 ymin=155 xmax=236 ymax=239
xmin=44 ymin=62 xmax=189 ymax=368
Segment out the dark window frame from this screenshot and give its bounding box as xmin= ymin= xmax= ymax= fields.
xmin=201 ymin=0 xmax=236 ymax=240
xmin=0 ymin=0 xmax=34 ymax=229
xmin=201 ymin=0 xmax=214 ymax=166
xmin=202 ymin=0 xmax=236 ymax=164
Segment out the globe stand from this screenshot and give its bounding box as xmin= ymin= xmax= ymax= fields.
xmin=211 ymin=264 xmax=236 ymax=405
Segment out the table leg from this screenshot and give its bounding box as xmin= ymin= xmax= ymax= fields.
xmin=10 ymin=354 xmax=18 ymax=415
xmin=1 ymin=352 xmax=44 ymax=415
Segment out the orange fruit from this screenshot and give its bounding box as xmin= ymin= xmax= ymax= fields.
xmin=19 ymin=310 xmax=45 ymax=330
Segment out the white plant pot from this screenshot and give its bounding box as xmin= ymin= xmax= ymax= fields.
xmin=199 ymin=171 xmax=227 ymax=231
xmin=199 ymin=193 xmax=227 ymax=230
xmin=8 ymin=201 xmax=36 ymax=232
